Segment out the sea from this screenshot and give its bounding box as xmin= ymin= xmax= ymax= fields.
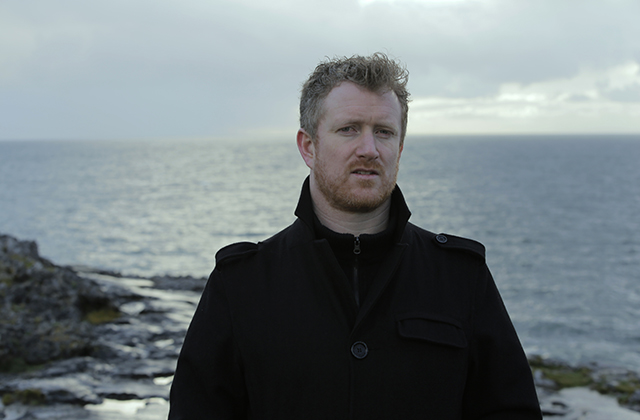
xmin=1 ymin=135 xmax=639 ymax=373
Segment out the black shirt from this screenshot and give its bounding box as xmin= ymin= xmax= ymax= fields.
xmin=312 ymin=205 xmax=397 ymax=307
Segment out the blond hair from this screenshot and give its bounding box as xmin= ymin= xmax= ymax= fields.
xmin=300 ymin=53 xmax=410 ymax=143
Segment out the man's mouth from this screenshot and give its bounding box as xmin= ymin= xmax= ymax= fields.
xmin=352 ymin=170 xmax=378 ymax=175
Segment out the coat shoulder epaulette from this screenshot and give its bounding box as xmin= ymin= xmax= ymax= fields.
xmin=215 ymin=241 xmax=258 ymax=267
xmin=432 ymin=233 xmax=485 ymax=260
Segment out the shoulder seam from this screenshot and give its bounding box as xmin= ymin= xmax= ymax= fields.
xmin=215 ymin=241 xmax=258 ymax=267
xmin=432 ymin=232 xmax=486 ymax=260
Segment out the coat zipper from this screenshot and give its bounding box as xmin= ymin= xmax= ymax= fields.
xmin=353 ymin=236 xmax=361 ymax=307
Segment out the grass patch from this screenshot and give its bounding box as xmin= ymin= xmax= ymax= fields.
xmin=540 ymin=366 xmax=593 ymax=388
xmin=593 ymin=377 xmax=640 ymax=405
xmin=85 ymin=307 xmax=121 ymax=324
xmin=0 ymin=357 xmax=45 ymax=374
xmin=2 ymin=388 xmax=45 ymax=406
xmin=529 ymin=356 xmax=593 ymax=388
xmin=530 ymin=356 xmax=640 ymax=408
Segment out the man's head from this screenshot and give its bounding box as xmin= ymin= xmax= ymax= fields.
xmin=299 ymin=53 xmax=410 ymax=144
xmin=297 ymin=53 xmax=410 ymax=218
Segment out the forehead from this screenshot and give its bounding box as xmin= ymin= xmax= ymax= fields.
xmin=319 ymin=82 xmax=402 ymax=127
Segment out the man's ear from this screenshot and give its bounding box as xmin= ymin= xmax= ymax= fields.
xmin=297 ymin=129 xmax=315 ymax=169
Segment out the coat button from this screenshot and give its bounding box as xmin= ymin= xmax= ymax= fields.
xmin=435 ymin=234 xmax=448 ymax=244
xmin=351 ymin=341 xmax=368 ymax=359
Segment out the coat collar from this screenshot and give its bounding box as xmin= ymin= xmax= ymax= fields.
xmin=293 ymin=176 xmax=412 ymax=244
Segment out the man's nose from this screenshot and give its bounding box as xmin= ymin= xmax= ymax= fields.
xmin=356 ymin=130 xmax=379 ymax=159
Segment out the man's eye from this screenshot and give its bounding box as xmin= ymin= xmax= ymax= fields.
xmin=339 ymin=127 xmax=355 ymax=133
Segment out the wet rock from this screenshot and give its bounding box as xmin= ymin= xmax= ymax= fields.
xmin=534 ymin=368 xmax=558 ymax=390
xmin=0 ymin=235 xmax=120 ymax=371
xmin=2 ymin=404 xmax=28 ymax=420
xmin=1 ymin=374 xmax=102 ymax=405
xmin=530 ymin=355 xmax=640 ymax=415
xmin=538 ymin=390 xmax=571 ymax=416
xmin=150 ymin=274 xmax=207 ymax=292
xmin=0 ymin=233 xmax=204 ymax=418
xmin=94 ymin=378 xmax=169 ymax=401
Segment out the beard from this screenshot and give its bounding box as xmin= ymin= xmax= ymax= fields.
xmin=313 ymin=158 xmax=399 ymax=214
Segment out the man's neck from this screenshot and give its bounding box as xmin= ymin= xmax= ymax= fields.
xmin=310 ymin=187 xmax=391 ymax=236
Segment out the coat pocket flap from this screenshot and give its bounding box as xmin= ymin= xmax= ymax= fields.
xmin=395 ymin=313 xmax=468 ymax=349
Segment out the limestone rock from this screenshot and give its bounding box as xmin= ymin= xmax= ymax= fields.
xmin=0 ymin=234 xmax=118 ymax=370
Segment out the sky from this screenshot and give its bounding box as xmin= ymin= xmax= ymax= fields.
xmin=1 ymin=0 xmax=640 ymax=141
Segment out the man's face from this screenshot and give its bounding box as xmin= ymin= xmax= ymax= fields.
xmin=298 ymin=81 xmax=403 ymax=213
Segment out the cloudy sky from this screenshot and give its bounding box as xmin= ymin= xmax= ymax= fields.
xmin=2 ymin=0 xmax=640 ymax=141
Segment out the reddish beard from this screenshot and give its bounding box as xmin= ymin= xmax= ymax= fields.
xmin=313 ymin=159 xmax=399 ymax=213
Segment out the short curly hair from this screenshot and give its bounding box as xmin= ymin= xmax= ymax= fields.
xmin=300 ymin=53 xmax=410 ymax=143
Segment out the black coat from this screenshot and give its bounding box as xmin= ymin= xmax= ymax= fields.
xmin=169 ymin=180 xmax=542 ymax=419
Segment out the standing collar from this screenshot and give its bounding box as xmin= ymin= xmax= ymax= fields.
xmin=294 ymin=176 xmax=412 ymax=243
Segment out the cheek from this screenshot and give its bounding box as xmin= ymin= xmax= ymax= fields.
xmin=380 ymin=140 xmax=401 ymax=155
xmin=317 ymin=145 xmax=345 ymax=165
xmin=382 ymin=148 xmax=401 ymax=164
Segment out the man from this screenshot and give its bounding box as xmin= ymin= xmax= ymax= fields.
xmin=169 ymin=53 xmax=542 ymax=419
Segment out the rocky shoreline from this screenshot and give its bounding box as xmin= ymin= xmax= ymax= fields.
xmin=1 ymin=233 xmax=640 ymax=419
xmin=1 ymin=234 xmax=203 ymax=419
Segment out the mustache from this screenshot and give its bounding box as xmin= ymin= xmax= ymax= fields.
xmin=349 ymin=163 xmax=383 ymax=175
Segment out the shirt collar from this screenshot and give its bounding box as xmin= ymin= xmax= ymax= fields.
xmin=294 ymin=176 xmax=411 ymax=243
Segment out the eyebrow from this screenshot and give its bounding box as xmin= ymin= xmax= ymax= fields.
xmin=334 ymin=117 xmax=400 ymax=129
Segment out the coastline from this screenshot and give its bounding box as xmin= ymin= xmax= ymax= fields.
xmin=1 ymin=233 xmax=639 ymax=419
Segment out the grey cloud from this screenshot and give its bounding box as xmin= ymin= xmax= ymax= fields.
xmin=566 ymin=94 xmax=595 ymax=103
xmin=605 ymin=86 xmax=640 ymax=103
xmin=2 ymin=0 xmax=640 ymax=139
xmin=372 ymin=1 xmax=640 ymax=87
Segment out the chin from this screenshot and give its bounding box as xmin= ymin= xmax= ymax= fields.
xmin=313 ymin=166 xmax=397 ymax=213
xmin=333 ymin=189 xmax=392 ymax=213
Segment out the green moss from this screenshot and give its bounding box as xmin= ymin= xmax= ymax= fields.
xmin=615 ymin=379 xmax=640 ymax=394
xmin=10 ymin=303 xmax=26 ymax=312
xmin=1 ymin=393 xmax=15 ymax=405
xmin=541 ymin=366 xmax=593 ymax=388
xmin=0 ymin=357 xmax=29 ymax=374
xmin=0 ymin=275 xmax=13 ymax=286
xmin=9 ymin=254 xmax=35 ymax=268
xmin=0 ymin=357 xmax=45 ymax=374
xmin=85 ymin=307 xmax=121 ymax=324
xmin=0 ymin=261 xmax=15 ymax=279
xmin=1 ymin=388 xmax=45 ymax=406
xmin=594 ymin=378 xmax=640 ymax=405
xmin=530 ymin=357 xmax=640 ymax=409
xmin=529 ymin=357 xmax=593 ymax=388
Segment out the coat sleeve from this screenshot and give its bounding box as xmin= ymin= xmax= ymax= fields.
xmin=462 ymin=264 xmax=542 ymax=420
xmin=169 ymin=269 xmax=248 ymax=419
